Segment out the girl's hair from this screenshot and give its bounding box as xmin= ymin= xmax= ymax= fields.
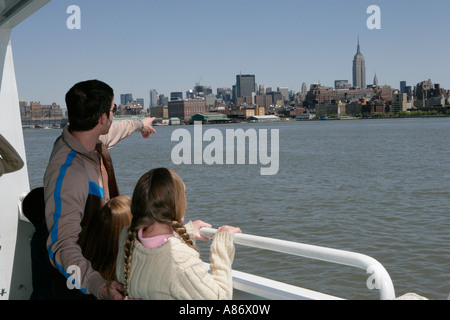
xmin=78 ymin=195 xmax=132 ymax=281
xmin=123 ymin=168 xmax=198 ymax=298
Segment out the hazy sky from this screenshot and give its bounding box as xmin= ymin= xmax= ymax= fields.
xmin=11 ymin=0 xmax=450 ymax=107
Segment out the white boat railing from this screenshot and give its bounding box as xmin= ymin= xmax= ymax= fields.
xmin=199 ymin=227 xmax=396 ymax=300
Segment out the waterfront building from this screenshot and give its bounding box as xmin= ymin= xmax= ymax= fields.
xmin=289 ymin=108 xmax=307 ymax=118
xmin=168 ymin=99 xmax=207 ymax=122
xmin=352 ymin=39 xmax=366 ymax=89
xmin=227 ymin=105 xmax=265 ymax=120
xmin=364 ymin=100 xmax=386 ymax=114
xmin=191 ymin=113 xmax=230 ymax=124
xmin=20 ymin=101 xmax=64 ymax=127
xmin=413 ymin=80 xmax=446 ymax=108
xmin=306 ymin=84 xmax=393 ymax=104
xmin=150 ymin=105 xmax=168 ymax=119
xmin=392 ymin=91 xmax=408 ymax=113
xmin=426 ymin=95 xmax=446 ymax=107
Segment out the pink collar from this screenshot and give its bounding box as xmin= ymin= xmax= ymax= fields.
xmin=138 ymin=228 xmax=174 ymax=249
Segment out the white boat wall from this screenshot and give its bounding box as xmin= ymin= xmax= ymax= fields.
xmin=0 ymin=0 xmax=397 ymax=300
xmin=0 ymin=0 xmax=51 ymax=300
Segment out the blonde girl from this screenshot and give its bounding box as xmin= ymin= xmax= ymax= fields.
xmin=116 ymin=168 xmax=241 ymax=299
xmin=78 ymin=195 xmax=132 ymax=281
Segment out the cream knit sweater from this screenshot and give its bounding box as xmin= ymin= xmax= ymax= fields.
xmin=116 ymin=222 xmax=235 ymax=300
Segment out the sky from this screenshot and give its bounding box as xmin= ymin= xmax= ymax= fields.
xmin=10 ymin=0 xmax=450 ymax=108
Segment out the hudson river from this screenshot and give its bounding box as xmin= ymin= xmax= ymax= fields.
xmin=24 ymin=117 xmax=450 ymax=300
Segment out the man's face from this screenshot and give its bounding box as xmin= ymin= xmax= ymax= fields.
xmin=103 ymin=101 xmax=116 ymax=134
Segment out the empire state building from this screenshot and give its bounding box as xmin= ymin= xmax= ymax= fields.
xmin=352 ymin=40 xmax=366 ymax=89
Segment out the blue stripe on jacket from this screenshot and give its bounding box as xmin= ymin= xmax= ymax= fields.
xmin=48 ymin=150 xmax=105 ymax=295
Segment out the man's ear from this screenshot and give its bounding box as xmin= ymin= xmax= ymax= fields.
xmin=99 ymin=112 xmax=108 ymax=126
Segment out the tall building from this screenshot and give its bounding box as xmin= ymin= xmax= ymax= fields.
xmin=352 ymin=39 xmax=366 ymax=89
xmin=136 ymin=98 xmax=144 ymax=107
xmin=216 ymin=88 xmax=232 ymax=102
xmin=278 ymin=87 xmax=289 ymax=101
xmin=170 ymin=92 xmax=183 ymax=101
xmin=236 ymin=74 xmax=256 ymax=99
xmin=392 ymin=92 xmax=407 ymax=113
xmin=301 ymin=82 xmax=308 ymax=94
xmin=149 ymin=89 xmax=158 ymax=108
xmin=159 ymin=94 xmax=168 ymax=106
xmin=120 ymin=93 xmax=133 ymax=105
xmin=400 ymin=81 xmax=407 ymax=93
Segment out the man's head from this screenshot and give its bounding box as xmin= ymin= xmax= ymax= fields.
xmin=65 ymin=80 xmax=114 ymax=132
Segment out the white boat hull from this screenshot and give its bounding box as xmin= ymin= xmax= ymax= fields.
xmin=0 ymin=0 xmax=51 ymax=300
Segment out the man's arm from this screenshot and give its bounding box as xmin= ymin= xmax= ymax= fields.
xmin=100 ymin=118 xmax=156 ymax=149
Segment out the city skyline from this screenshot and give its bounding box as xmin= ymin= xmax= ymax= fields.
xmin=11 ymin=0 xmax=450 ymax=107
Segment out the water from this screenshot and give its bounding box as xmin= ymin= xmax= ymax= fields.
xmin=23 ymin=117 xmax=450 ymax=300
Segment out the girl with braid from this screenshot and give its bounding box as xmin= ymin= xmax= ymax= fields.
xmin=115 ymin=168 xmax=241 ymax=300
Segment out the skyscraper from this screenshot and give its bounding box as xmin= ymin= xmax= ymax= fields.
xmin=121 ymin=93 xmax=133 ymax=105
xmin=352 ymin=39 xmax=366 ymax=89
xmin=400 ymin=81 xmax=407 ymax=93
xmin=170 ymin=92 xmax=183 ymax=101
xmin=278 ymin=87 xmax=289 ymax=101
xmin=149 ymin=89 xmax=158 ymax=108
xmin=236 ymin=74 xmax=256 ymax=98
xmin=301 ymin=82 xmax=308 ymax=94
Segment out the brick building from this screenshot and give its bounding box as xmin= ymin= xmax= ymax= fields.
xmin=168 ymin=99 xmax=207 ymax=122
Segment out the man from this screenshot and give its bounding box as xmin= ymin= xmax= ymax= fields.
xmin=44 ymin=80 xmax=155 ymax=299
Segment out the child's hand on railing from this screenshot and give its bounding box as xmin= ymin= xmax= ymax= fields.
xmin=217 ymin=225 xmax=242 ymax=235
xmin=192 ymin=220 xmax=212 ymax=241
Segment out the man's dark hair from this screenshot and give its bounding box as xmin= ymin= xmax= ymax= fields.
xmin=65 ymin=80 xmax=114 ymax=131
